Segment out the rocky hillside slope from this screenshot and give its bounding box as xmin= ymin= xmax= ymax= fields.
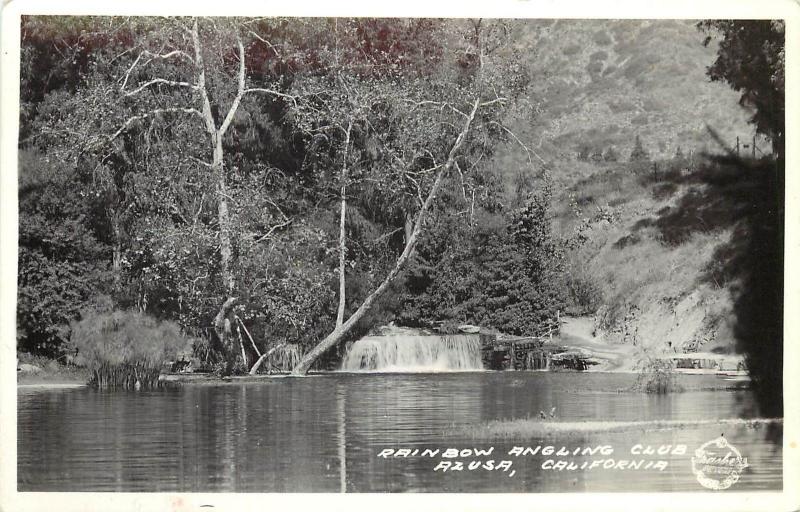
xmin=498 ymin=19 xmax=757 ymax=170
xmin=494 ymin=20 xmax=767 ymax=357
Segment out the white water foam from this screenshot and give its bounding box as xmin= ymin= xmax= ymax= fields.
xmin=341 ymin=334 xmax=483 ymax=372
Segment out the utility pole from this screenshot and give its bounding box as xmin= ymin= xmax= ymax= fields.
xmin=736 ymin=136 xmax=740 ymax=156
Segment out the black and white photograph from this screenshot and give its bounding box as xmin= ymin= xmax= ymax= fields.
xmin=0 ymin=1 xmax=796 ymax=509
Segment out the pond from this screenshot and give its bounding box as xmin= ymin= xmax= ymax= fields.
xmin=17 ymin=372 xmax=782 ymax=492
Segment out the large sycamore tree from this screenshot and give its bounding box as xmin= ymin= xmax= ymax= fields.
xmin=109 ymin=18 xmax=307 ymax=373
xmin=31 ymin=17 xmax=302 ymax=372
xmin=289 ymin=19 xmax=532 ymax=374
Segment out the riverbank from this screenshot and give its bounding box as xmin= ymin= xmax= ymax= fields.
xmin=16 ymin=353 xmax=90 ymax=387
xmin=557 ymin=316 xmax=637 ymax=372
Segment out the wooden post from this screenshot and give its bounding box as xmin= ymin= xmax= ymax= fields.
xmin=736 ymin=136 xmax=740 ymax=156
xmin=753 ymin=135 xmax=756 ymax=159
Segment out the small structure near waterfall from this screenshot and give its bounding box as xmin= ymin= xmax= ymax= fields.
xmin=480 ymin=336 xmax=578 ymax=370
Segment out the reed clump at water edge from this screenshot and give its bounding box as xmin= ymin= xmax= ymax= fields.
xmin=70 ymin=309 xmax=189 ymax=390
xmin=256 ymin=343 xmax=302 ymax=373
xmin=632 ymin=348 xmax=682 ymax=394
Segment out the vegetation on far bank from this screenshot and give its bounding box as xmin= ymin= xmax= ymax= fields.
xmin=16 ymin=352 xmax=90 ymax=385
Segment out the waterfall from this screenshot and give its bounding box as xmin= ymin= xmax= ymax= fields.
xmin=341 ymin=334 xmax=484 ymax=372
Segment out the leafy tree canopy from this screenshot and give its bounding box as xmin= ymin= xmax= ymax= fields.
xmin=699 ymin=20 xmax=785 ymax=157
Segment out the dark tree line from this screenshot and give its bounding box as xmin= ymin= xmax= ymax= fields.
xmin=699 ymin=20 xmax=784 ymax=415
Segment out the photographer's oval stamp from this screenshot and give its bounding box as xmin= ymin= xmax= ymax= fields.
xmin=691 ymin=436 xmax=749 ymax=490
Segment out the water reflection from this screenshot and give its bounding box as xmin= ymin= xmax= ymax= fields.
xmin=18 ymin=373 xmax=782 ymax=492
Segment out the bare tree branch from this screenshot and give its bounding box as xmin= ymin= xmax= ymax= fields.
xmin=253 ymin=218 xmax=294 ymax=243
xmin=336 ymin=118 xmax=354 ymax=327
xmin=120 ymin=51 xmax=143 ymax=91
xmin=247 ymin=30 xmax=282 ymax=58
xmin=479 ymin=97 xmax=508 ymax=108
xmin=218 ymin=34 xmax=249 ymax=138
xmin=124 ymin=78 xmax=198 ymax=96
xmin=106 ymin=107 xmax=203 ymax=143
xmin=243 ymin=87 xmax=299 ymax=108
xmin=488 ymin=120 xmax=546 ymax=166
xmin=142 ymin=49 xmax=194 ymax=63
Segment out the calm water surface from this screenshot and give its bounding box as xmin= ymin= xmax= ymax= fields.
xmin=18 ymin=372 xmax=782 ymax=492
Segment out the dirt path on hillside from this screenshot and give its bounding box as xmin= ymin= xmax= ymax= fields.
xmin=557 ymin=316 xmax=638 ymax=372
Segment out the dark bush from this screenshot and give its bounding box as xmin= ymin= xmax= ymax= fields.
xmin=629 ymin=135 xmax=650 ymax=162
xmin=564 ymin=273 xmax=604 ymax=316
xmin=603 ymin=147 xmax=619 ymax=162
xmin=652 ymin=182 xmax=678 ymax=200
xmin=613 ymin=233 xmax=641 ymax=249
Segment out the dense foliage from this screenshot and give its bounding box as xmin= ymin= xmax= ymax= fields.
xmin=17 ymin=16 xmax=565 ymax=372
xmin=17 ymin=150 xmax=112 ymax=355
xmin=402 ymin=188 xmax=566 ymax=335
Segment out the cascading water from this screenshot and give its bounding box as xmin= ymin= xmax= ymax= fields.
xmin=341 ymin=333 xmax=484 ymax=372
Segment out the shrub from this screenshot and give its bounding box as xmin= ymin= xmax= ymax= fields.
xmin=633 ymin=348 xmax=681 ymax=394
xmin=603 ymin=147 xmax=619 ymax=162
xmin=69 ymin=309 xmax=188 ymax=389
xmin=629 ymin=135 xmax=650 ymax=162
xmin=564 ymin=273 xmax=604 ymax=316
xmin=652 ymin=182 xmax=678 ymax=200
xmin=257 ymin=344 xmax=303 ymax=374
xmin=612 ymin=233 xmax=641 ymax=249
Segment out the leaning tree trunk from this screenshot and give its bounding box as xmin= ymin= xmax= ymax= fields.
xmin=291 ymin=97 xmax=482 ymax=375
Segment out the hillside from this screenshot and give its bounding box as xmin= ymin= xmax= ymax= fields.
xmin=497 ymin=19 xmax=758 ymax=175
xmin=489 ymin=20 xmax=772 ymax=358
xmin=550 ymin=150 xmax=781 ymax=362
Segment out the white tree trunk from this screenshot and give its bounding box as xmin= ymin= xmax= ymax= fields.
xmin=292 ymin=97 xmax=482 ymax=375
xmin=249 ymin=343 xmax=288 ymax=375
xmin=336 ymin=119 xmax=353 ymax=327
